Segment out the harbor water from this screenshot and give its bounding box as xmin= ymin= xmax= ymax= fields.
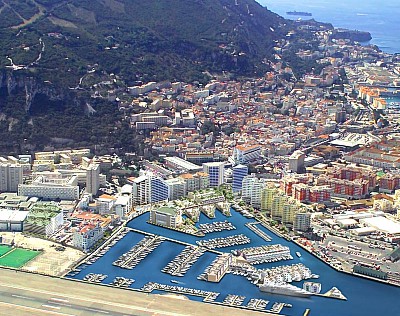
xmin=69 ymin=210 xmax=400 ymax=316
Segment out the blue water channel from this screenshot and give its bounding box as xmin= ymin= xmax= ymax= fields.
xmin=68 ymin=210 xmax=400 ymax=316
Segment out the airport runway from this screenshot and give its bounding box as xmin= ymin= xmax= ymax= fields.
xmin=0 ymin=268 xmax=273 ymax=316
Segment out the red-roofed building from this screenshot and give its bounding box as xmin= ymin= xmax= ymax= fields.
xmin=72 ymin=221 xmax=104 ymax=252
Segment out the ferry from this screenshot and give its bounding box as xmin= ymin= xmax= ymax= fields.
xmin=286 ymin=11 xmax=312 ymax=17
xmin=296 ymin=251 xmax=302 ymax=258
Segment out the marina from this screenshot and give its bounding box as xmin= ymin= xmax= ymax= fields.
xmin=112 ymin=235 xmax=164 ymax=269
xmin=196 ymin=234 xmax=251 ymax=249
xmin=162 ymin=245 xmax=206 ymax=276
xmin=65 ymin=210 xmax=400 ymax=316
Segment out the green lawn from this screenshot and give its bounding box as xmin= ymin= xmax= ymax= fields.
xmin=0 ymin=245 xmax=11 ymax=256
xmin=0 ymin=248 xmax=41 ymax=268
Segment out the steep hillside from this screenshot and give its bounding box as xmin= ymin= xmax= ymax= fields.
xmin=0 ymin=0 xmax=288 ymax=153
xmin=0 ymin=0 xmax=286 ymax=84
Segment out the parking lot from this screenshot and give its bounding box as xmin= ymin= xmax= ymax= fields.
xmin=316 ymin=235 xmax=399 ymax=275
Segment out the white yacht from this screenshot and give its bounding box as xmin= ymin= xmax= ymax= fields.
xmin=259 ymin=281 xmax=312 ymax=298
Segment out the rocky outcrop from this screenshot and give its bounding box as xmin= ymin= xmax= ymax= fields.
xmin=330 ymin=29 xmax=372 ymax=43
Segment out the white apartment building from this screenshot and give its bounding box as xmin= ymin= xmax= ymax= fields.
xmin=114 ymin=195 xmax=131 ymax=219
xmin=165 ymin=178 xmax=186 ymax=201
xmin=18 ymin=175 xmax=79 ymax=200
xmin=242 ymin=175 xmax=264 ymax=208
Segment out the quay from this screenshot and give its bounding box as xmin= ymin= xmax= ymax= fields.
xmin=147 ymin=219 xmax=205 ymax=237
xmin=128 ymin=227 xmax=223 ymax=254
xmin=254 ymin=214 xmax=285 ymax=238
xmin=245 ymin=222 xmax=272 ymax=242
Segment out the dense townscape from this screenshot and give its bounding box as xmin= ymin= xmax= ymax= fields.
xmin=1 ymin=2 xmax=400 ymax=316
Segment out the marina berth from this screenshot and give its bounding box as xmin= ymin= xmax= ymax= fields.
xmin=113 ymin=235 xmax=164 ymax=269
xmin=196 ymin=234 xmax=251 ymax=249
xmin=111 ymin=277 xmax=135 ymax=287
xmin=83 ymin=273 xmax=108 ymax=283
xmin=199 ymin=221 xmax=236 ymax=234
xmin=234 ymin=244 xmax=292 ymax=264
xmin=162 ymin=245 xmax=205 ymax=276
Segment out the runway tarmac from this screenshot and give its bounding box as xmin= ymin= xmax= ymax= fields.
xmin=0 ymin=268 xmax=273 ymax=316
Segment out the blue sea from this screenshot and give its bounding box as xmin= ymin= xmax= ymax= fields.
xmin=259 ymin=0 xmax=400 ymax=54
xmin=68 ymin=210 xmax=400 ymax=316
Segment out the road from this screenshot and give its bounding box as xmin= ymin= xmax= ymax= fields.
xmin=0 ymin=268 xmax=272 ymax=316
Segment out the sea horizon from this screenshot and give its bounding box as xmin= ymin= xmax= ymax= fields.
xmin=259 ymin=0 xmax=400 ymax=54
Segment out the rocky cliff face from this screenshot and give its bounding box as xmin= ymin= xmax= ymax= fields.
xmin=0 ymin=71 xmax=69 ymax=112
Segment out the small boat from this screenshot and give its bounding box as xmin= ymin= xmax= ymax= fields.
xmin=296 ymin=252 xmax=302 ymax=258
xmin=170 ymin=280 xmax=184 ymax=285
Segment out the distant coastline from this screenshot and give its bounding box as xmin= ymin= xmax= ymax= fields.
xmin=261 ymin=0 xmax=400 ymax=54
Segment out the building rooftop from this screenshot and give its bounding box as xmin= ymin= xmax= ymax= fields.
xmin=156 ymin=206 xmax=177 ymax=216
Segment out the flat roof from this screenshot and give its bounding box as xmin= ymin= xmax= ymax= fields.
xmin=361 ymin=216 xmax=400 ymax=235
xmin=0 ymin=210 xmax=29 ymax=222
xmin=165 ymin=156 xmax=202 ymax=171
xmin=337 ymin=218 xmax=358 ymax=225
